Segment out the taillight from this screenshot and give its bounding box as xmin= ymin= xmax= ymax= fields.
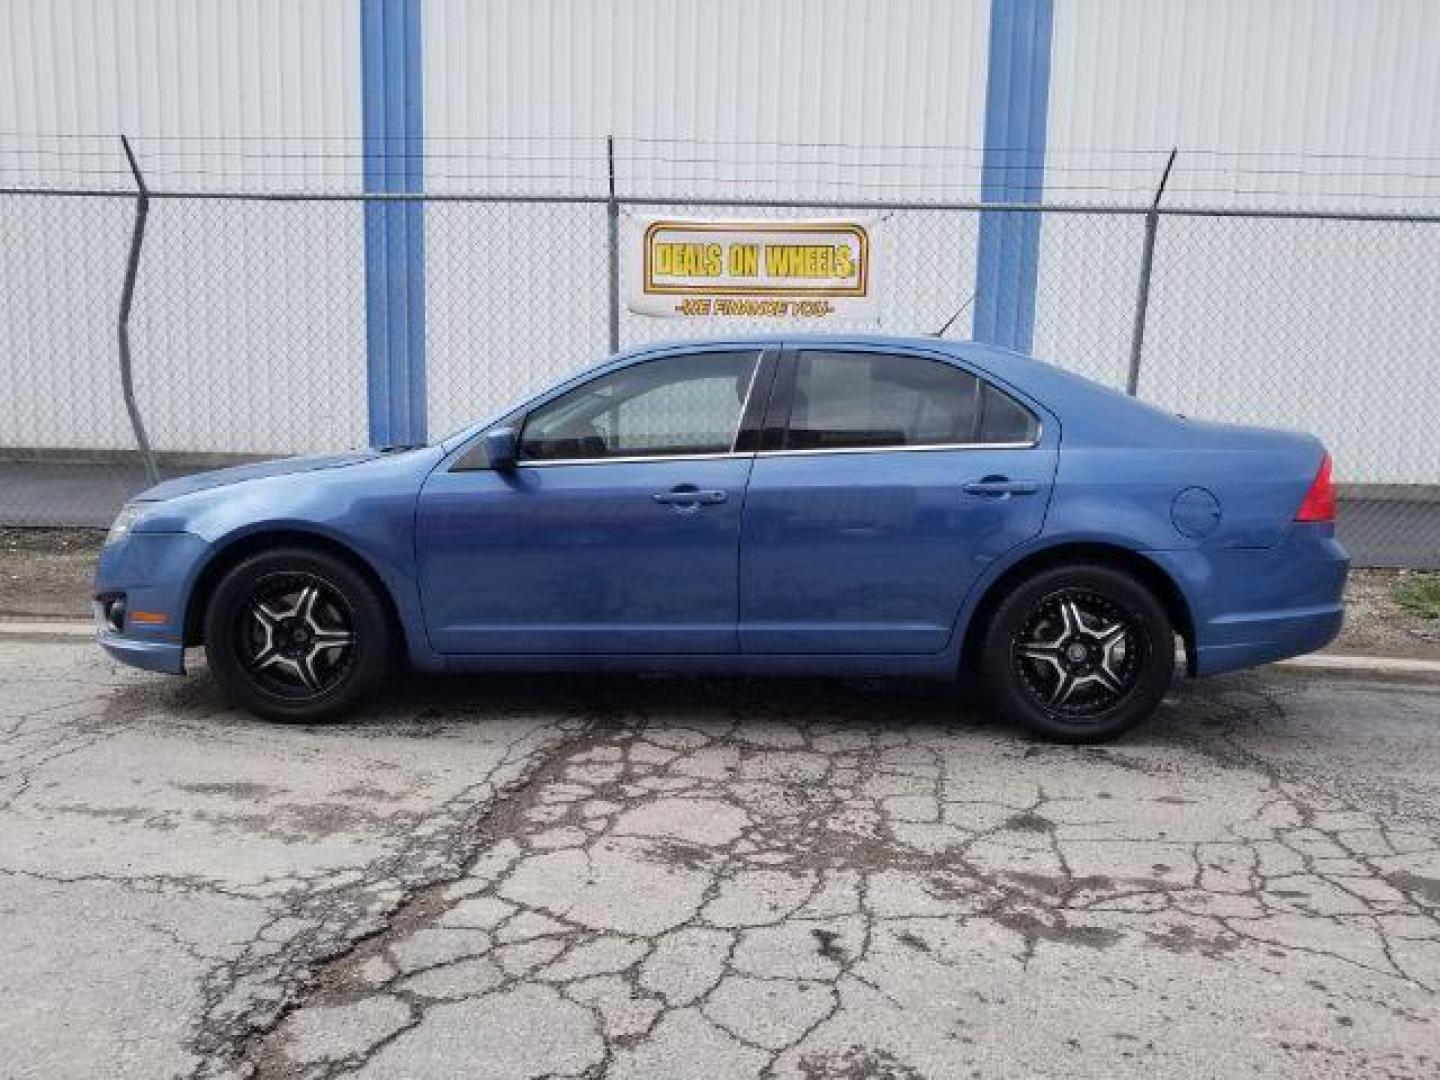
xmin=1295 ymin=453 xmax=1336 ymax=523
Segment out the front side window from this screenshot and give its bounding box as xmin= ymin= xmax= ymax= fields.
xmin=519 ymin=351 xmax=760 ymax=462
xmin=784 ymin=351 xmax=1038 ymax=451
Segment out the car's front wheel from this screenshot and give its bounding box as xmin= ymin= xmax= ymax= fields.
xmin=203 ymin=548 xmax=392 ymax=722
xmin=980 ymin=563 xmax=1174 ymax=743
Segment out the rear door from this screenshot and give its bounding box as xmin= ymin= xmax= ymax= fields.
xmin=739 ymin=345 xmax=1057 ymax=654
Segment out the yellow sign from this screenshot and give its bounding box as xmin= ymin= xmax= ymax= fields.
xmin=627 ymin=216 xmax=879 ymax=320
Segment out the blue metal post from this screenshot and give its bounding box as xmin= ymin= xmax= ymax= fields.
xmin=362 ymin=0 xmax=425 ymax=446
xmin=973 ymin=0 xmax=1054 ymax=354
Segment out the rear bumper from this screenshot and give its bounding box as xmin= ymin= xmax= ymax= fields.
xmin=1192 ymin=603 xmax=1344 ymax=676
xmin=1150 ymin=523 xmax=1349 ymax=678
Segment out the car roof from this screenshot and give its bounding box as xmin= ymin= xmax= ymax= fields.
xmin=623 ymin=331 xmax=1002 ymax=355
xmin=619 ymin=332 xmax=1040 ymax=383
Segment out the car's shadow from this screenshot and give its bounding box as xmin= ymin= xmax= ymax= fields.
xmin=388 ymin=668 xmax=992 ymax=730
xmin=104 ymin=656 xmax=1005 ymax=737
xmin=102 ymin=653 xmax=1273 ymax=752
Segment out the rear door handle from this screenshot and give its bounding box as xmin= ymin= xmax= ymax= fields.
xmin=652 ymin=488 xmax=728 ymax=506
xmin=963 ymin=477 xmax=1040 ymax=497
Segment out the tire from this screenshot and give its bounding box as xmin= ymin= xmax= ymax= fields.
xmin=203 ymin=547 xmax=392 ymax=722
xmin=979 ymin=563 xmax=1174 ymax=744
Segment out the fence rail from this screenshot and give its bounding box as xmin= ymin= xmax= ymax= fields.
xmin=9 ymin=181 xmax=1440 ymax=222
xmin=1 ymin=146 xmax=1437 ymax=568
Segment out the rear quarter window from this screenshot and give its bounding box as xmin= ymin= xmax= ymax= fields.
xmin=979 ymin=382 xmax=1041 ymax=443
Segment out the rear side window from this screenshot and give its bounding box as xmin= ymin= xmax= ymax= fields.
xmin=784 ymin=351 xmax=1037 ymax=451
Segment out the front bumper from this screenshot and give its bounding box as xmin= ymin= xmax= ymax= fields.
xmin=96 ymin=621 xmax=187 ymax=674
xmin=93 ymin=529 xmax=209 ymax=676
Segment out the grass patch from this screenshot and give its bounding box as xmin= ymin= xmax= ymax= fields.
xmin=1394 ymin=574 xmax=1440 ymax=620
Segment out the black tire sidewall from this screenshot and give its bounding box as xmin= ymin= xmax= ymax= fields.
xmin=981 ymin=563 xmax=1174 ymax=743
xmin=204 ymin=548 xmax=391 ymax=722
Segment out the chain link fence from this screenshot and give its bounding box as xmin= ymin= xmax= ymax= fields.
xmin=0 ymin=142 xmax=1436 ymax=568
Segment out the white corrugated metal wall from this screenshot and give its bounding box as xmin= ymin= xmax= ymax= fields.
xmin=423 ymin=0 xmax=989 ymax=150
xmin=1049 ymin=0 xmax=1440 ymax=201
xmin=419 ymin=0 xmax=993 ymax=436
xmin=1 ymin=0 xmax=1437 ymax=481
xmin=1039 ymin=0 xmax=1440 ymax=484
xmin=0 ymin=0 xmax=367 ymax=455
xmin=0 ymin=0 xmax=362 ymax=187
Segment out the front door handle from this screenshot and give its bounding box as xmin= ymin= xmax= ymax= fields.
xmin=652 ymin=487 xmax=728 ymax=507
xmin=963 ymin=477 xmax=1040 ymax=497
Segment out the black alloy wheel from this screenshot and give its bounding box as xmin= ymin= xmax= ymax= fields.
xmin=235 ymin=574 xmax=357 ymax=699
xmin=204 ymin=548 xmax=392 ymax=722
xmin=980 ymin=563 xmax=1174 ymax=743
xmin=1012 ymin=588 xmax=1144 ymax=717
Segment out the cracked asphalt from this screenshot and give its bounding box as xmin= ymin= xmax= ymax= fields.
xmin=1 ymin=639 xmax=1438 ymax=1079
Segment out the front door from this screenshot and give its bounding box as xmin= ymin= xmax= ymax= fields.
xmin=740 ymin=346 xmax=1057 ymax=654
xmin=418 ymin=348 xmax=766 ymax=654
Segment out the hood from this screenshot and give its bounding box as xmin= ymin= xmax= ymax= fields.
xmin=136 ymin=450 xmax=388 ymax=501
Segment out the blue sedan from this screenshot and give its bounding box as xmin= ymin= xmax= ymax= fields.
xmin=94 ymin=335 xmax=1347 ymax=742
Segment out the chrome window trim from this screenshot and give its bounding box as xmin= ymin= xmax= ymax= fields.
xmin=516 ymin=451 xmax=752 ymax=469
xmin=755 ymin=434 xmax=1041 ymax=459
xmin=511 ymin=429 xmax=1042 ymax=469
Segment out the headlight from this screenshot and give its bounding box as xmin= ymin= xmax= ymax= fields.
xmin=105 ymin=503 xmax=148 ymax=546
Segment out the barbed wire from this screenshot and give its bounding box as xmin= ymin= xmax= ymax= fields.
xmin=0 ymin=134 xmax=1438 ymax=212
xmin=6 ymin=130 xmax=1440 ymax=163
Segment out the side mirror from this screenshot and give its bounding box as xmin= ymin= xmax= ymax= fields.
xmin=483 ymin=426 xmax=518 ymax=471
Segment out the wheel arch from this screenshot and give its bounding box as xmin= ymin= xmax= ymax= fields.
xmin=961 ymin=541 xmax=1196 ymax=676
xmin=184 ymin=528 xmax=409 ymax=660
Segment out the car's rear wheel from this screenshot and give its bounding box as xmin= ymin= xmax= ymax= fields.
xmin=203 ymin=548 xmax=391 ymax=722
xmin=980 ymin=563 xmax=1174 ymax=743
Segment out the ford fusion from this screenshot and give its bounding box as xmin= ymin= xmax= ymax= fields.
xmin=95 ymin=336 xmax=1347 ymax=742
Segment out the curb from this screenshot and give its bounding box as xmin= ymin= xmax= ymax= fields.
xmin=0 ymin=619 xmax=94 ymax=638
xmin=1271 ymin=653 xmax=1440 ymax=680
